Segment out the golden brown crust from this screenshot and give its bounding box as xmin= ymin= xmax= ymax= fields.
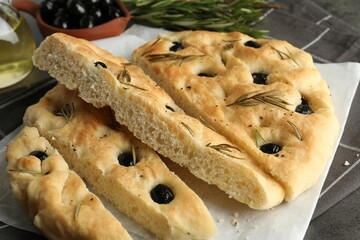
xmin=5 ymin=126 xmax=132 ymax=240
xmin=131 ymin=30 xmax=340 ymax=201
xmin=32 ymin=33 xmax=286 ymax=210
xmin=23 ymin=84 xmax=217 ymax=239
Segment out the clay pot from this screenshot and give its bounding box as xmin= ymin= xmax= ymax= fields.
xmin=12 ymin=0 xmax=131 ymax=41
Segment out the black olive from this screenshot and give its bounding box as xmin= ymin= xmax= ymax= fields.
xmin=83 ymin=0 xmax=101 ymax=8
xmin=107 ymin=6 xmax=124 ymax=20
xmin=118 ymin=152 xmax=135 ymax=167
xmin=260 ymin=143 xmax=282 ymax=154
xmin=198 ymin=72 xmax=216 ymax=77
xmin=40 ymin=0 xmax=61 ymax=23
xmin=66 ymin=0 xmax=87 ymax=17
xmin=29 ymin=151 xmax=48 ymax=161
xmin=94 ymin=61 xmax=107 ymax=68
xmin=101 ymin=0 xmax=116 ymax=8
xmin=244 ymin=40 xmax=261 ymax=49
xmin=79 ymin=15 xmax=95 ymax=28
xmin=150 ymin=184 xmax=174 ymax=204
xmin=54 ymin=8 xmax=66 ymax=18
xmin=252 ymin=73 xmax=268 ymax=85
xmin=169 ymin=42 xmax=183 ymax=52
xmin=295 ymin=97 xmax=313 ymax=115
xmin=53 ymin=14 xmax=70 ymax=29
xmin=89 ymin=8 xmax=104 ymax=25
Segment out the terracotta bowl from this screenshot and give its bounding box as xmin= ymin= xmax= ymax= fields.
xmin=12 ymin=0 xmax=131 ymax=41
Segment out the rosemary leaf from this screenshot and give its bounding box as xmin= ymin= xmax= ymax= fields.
xmin=198 ymin=115 xmax=218 ymax=133
xmin=120 ymin=82 xmax=148 ymax=91
xmin=115 ymin=65 xmax=148 ymax=91
xmin=287 ymin=120 xmax=302 ymax=141
xmin=270 ymin=46 xmax=299 ymax=67
xmin=141 ymin=38 xmax=161 ymax=56
xmin=145 ymin=53 xmax=205 ymax=66
xmin=117 ymin=64 xmax=131 ymax=83
xmin=54 ymin=103 xmax=75 ymax=122
xmin=206 ymin=143 xmax=243 ymax=159
xmin=181 ymin=122 xmax=195 ymax=137
xmin=254 ymin=129 xmax=266 ymax=147
xmin=227 ymin=90 xmax=291 ymax=111
xmin=131 ymin=144 xmax=137 ymax=165
xmin=75 ymin=200 xmax=83 ymax=220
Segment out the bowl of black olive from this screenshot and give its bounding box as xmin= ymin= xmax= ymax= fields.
xmin=13 ymin=0 xmax=131 ymax=41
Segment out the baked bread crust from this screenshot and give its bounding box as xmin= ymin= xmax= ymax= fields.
xmin=32 ymin=33 xmax=285 ymax=210
xmin=5 ymin=126 xmax=132 ymax=240
xmin=131 ymin=31 xmax=340 ymax=201
xmin=23 ymin=84 xmax=217 ymax=239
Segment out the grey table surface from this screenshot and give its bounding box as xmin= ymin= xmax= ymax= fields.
xmin=304 ymin=1 xmax=360 ymax=239
xmin=1 ymin=0 xmax=360 ymax=239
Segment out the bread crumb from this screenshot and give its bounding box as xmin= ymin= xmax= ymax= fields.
xmin=218 ymin=218 xmax=224 ymax=224
xmin=233 ymin=212 xmax=239 ymax=218
xmin=344 ymin=161 xmax=350 ymax=166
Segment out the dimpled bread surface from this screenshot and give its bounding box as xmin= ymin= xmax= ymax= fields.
xmin=131 ymin=30 xmax=339 ymax=201
xmin=6 ymin=126 xmax=132 ymax=240
xmin=23 ymin=84 xmax=217 ymax=240
xmin=32 ymin=33 xmax=286 ymax=210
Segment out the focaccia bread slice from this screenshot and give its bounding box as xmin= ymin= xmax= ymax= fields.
xmin=5 ymin=126 xmax=132 ymax=240
xmin=32 ymin=33 xmax=285 ymax=210
xmin=131 ymin=30 xmax=340 ymax=201
xmin=23 ymin=84 xmax=217 ymax=240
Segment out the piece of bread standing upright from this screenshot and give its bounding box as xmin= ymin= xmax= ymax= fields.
xmin=32 ymin=33 xmax=285 ymax=210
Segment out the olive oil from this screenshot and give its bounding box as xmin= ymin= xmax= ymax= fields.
xmin=0 ymin=3 xmax=35 ymax=88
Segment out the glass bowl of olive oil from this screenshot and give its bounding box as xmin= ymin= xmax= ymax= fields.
xmin=0 ymin=1 xmax=35 ymax=89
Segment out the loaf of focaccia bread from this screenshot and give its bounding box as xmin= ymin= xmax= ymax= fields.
xmin=32 ymin=33 xmax=285 ymax=210
xmin=131 ymin=31 xmax=340 ymax=201
xmin=6 ymin=126 xmax=132 ymax=240
xmin=23 ymin=84 xmax=217 ymax=239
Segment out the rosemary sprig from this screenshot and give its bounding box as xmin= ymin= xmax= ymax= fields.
xmin=227 ymin=90 xmax=291 ymax=111
xmin=54 ymin=103 xmax=75 ymax=122
xmin=75 ymin=200 xmax=83 ymax=219
xmin=145 ymin=53 xmax=205 ymax=66
xmin=123 ymin=0 xmax=278 ymax=38
xmin=270 ymin=46 xmax=299 ymax=67
xmin=8 ymin=169 xmax=44 ymax=176
xmin=206 ymin=143 xmax=242 ymax=159
xmin=181 ymin=122 xmax=195 ymax=137
xmin=287 ymin=120 xmax=302 ymax=141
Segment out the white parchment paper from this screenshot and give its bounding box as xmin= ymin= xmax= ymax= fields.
xmin=0 ymin=25 xmax=359 ymax=239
